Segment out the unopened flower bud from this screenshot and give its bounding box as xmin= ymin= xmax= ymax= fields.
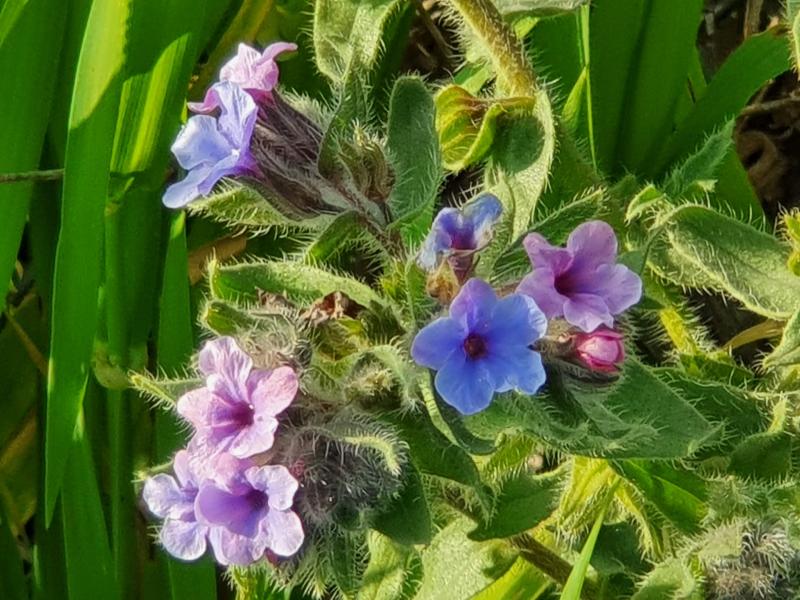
xmin=573 ymin=328 xmax=625 ymax=373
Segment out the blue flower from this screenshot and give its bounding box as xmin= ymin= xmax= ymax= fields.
xmin=411 ymin=278 xmax=547 ymax=415
xmin=418 ymin=194 xmax=503 ymax=271
xmin=163 ymin=82 xmax=259 ymax=209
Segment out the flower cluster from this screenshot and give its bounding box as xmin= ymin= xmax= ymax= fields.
xmin=163 ymin=42 xmax=296 ymax=208
xmin=142 ymin=337 xmax=304 ymax=565
xmin=413 ymin=210 xmax=641 ymax=414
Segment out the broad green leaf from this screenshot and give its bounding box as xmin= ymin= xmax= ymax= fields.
xmin=472 ymin=558 xmax=551 ymax=600
xmin=386 ymin=76 xmax=442 ymax=246
xmin=480 ymin=88 xmax=555 ymax=272
xmin=561 ymin=481 xmax=618 ymax=600
xmin=45 ymin=0 xmax=131 ymax=523
xmin=0 ymin=0 xmax=64 ymax=292
xmin=313 ymin=0 xmax=408 ymax=84
xmin=728 ymin=431 xmax=793 ymax=481
xmin=763 ymin=309 xmax=800 ymax=368
xmin=495 ymin=0 xmax=587 ymax=17
xmin=631 ymin=558 xmax=698 ymax=600
xmin=655 ymin=29 xmax=791 ymax=173
xmin=372 ymin=465 xmax=432 ymax=546
xmin=208 ymin=257 xmax=393 ymax=312
xmin=303 ymin=211 xmax=362 ymax=263
xmin=590 ymin=522 xmax=648 ymax=576
xmin=650 ymin=205 xmax=800 ymax=319
xmin=358 ymin=532 xmax=421 ymax=600
xmin=468 ymin=472 xmax=560 ymax=541
xmin=611 ymin=460 xmax=707 ymax=534
xmin=415 ymin=517 xmax=518 ymax=600
xmin=435 ymin=84 xmax=536 ymax=172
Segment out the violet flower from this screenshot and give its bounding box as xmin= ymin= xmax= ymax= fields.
xmin=573 ymin=327 xmax=625 ymax=373
xmin=163 ymin=82 xmax=259 ymax=208
xmin=517 ymin=221 xmax=642 ymax=332
xmin=411 ymin=278 xmax=547 ymax=415
xmin=178 ymin=336 xmax=298 ymax=459
xmin=418 ymin=194 xmax=503 ymax=274
xmin=189 ymin=42 xmax=297 ymax=113
xmin=142 ymin=450 xmax=209 ymax=561
xmin=196 ymin=463 xmax=304 ymax=559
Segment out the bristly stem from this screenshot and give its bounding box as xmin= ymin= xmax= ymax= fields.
xmin=513 ymin=534 xmax=598 ymax=600
xmin=446 ymin=0 xmax=537 ymax=96
xmin=0 ymin=168 xmax=64 ymax=184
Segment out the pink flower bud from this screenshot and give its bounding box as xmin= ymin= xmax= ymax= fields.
xmin=573 ymin=328 xmax=625 ymax=372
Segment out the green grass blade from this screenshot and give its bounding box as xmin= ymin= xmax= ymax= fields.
xmin=156 ymin=213 xmax=217 ymax=600
xmin=654 ymin=29 xmax=791 ymax=174
xmin=0 ymin=498 xmax=26 ymax=600
xmin=0 ymin=0 xmax=64 ymax=292
xmin=44 ymin=0 xmax=131 ymax=522
xmin=560 ymin=481 xmax=619 ymax=600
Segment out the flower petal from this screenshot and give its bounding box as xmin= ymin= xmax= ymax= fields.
xmin=214 ymin=81 xmax=258 ymax=150
xmin=463 ymin=194 xmax=502 ymax=246
xmin=486 ymin=348 xmax=546 ymax=395
xmin=523 ymin=233 xmax=572 ymax=274
xmin=172 ymin=450 xmax=196 ymax=489
xmin=228 ymin=417 xmax=278 ymax=458
xmin=176 ymin=387 xmax=213 ymax=429
xmin=263 ymin=509 xmax=304 ymax=557
xmin=162 ymin=165 xmax=216 ymax=209
xmin=198 ymin=336 xmax=252 ymax=398
xmin=434 ymin=352 xmax=495 ymax=415
xmin=187 ymin=86 xmax=222 ymax=114
xmin=207 ymin=527 xmax=263 ymax=566
xmin=563 ymin=293 xmax=614 ymax=332
xmin=449 ymin=278 xmax=496 ymax=333
xmin=591 ymin=263 xmax=642 ymax=314
xmin=195 ymin=483 xmax=263 ymax=538
xmin=170 ymin=115 xmax=231 ymax=169
xmin=159 ymin=520 xmax=208 ymax=561
xmin=566 ymin=220 xmax=617 ymax=269
xmin=248 ymin=366 xmax=298 ymax=417
xmin=245 ymin=465 xmax=299 ymax=511
xmin=411 ymin=317 xmax=465 ymax=370
xmin=516 ymin=268 xmax=567 ymax=319
xmin=488 ymin=293 xmax=547 ymax=348
xmin=143 ymin=474 xmax=189 ymax=519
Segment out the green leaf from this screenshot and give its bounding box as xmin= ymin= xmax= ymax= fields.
xmin=494 ymin=0 xmax=587 ymax=17
xmin=0 ymin=0 xmax=64 ymax=292
xmin=611 ymin=460 xmax=707 ymax=534
xmin=434 ymin=84 xmax=536 ymax=172
xmin=561 ymin=481 xmax=618 ymax=600
xmin=480 ymin=88 xmax=556 ymax=272
xmin=468 ymin=472 xmax=560 ymax=541
xmin=728 ymin=431 xmax=793 ymax=481
xmin=358 ymin=532 xmax=421 ymax=600
xmin=372 ymin=465 xmax=432 ymax=546
xmin=631 ymin=558 xmax=697 ymax=600
xmin=45 ymin=0 xmax=131 ymax=523
xmin=764 ymin=309 xmax=800 ymax=368
xmin=313 ymin=0 xmax=407 ymax=84
xmin=130 ymin=373 xmax=202 ymax=407
xmin=208 ymin=257 xmax=394 ymax=312
xmin=386 ymin=76 xmax=442 ymax=246
xmin=650 ymin=205 xmax=800 ymax=319
xmin=472 ymin=558 xmax=552 ymax=600
xmin=661 ymin=122 xmax=734 ymax=198
xmin=415 ymin=517 xmax=518 ymax=600
xmin=655 ymin=29 xmax=791 ymax=173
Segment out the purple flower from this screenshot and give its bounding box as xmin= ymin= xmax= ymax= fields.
xmin=196 ymin=462 xmax=304 ymax=559
xmin=411 ymin=278 xmax=547 ymax=415
xmin=143 ymin=450 xmax=209 ymax=561
xmin=573 ymin=327 xmax=625 ymax=373
xmin=189 ymin=42 xmax=297 ymax=112
xmin=163 ymin=82 xmax=259 ymax=208
xmin=517 ymin=221 xmax=642 ymax=332
xmin=178 ymin=337 xmax=298 ymax=459
xmin=418 ymin=194 xmax=503 ymax=272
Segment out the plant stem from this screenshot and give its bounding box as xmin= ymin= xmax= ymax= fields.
xmin=0 ymin=168 xmax=63 ymax=184
xmin=513 ymin=534 xmax=598 ymax=600
xmin=446 ymin=0 xmax=537 ymax=96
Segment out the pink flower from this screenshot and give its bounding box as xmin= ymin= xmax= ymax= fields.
xmin=177 ymin=337 xmax=298 ymax=459
xmin=189 ymin=42 xmax=297 ymax=113
xmin=573 ymin=328 xmax=625 ymax=373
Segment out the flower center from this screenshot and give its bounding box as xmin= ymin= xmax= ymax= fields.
xmin=554 ymin=271 xmax=577 ymax=296
xmin=244 ymin=489 xmax=270 ymax=512
xmin=232 ymin=403 xmax=256 ymax=427
xmin=463 ymin=333 xmax=488 ymax=359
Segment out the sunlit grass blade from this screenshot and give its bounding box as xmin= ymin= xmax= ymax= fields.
xmin=0 ymin=0 xmax=64 ymax=292
xmin=44 ymin=0 xmax=132 ymax=522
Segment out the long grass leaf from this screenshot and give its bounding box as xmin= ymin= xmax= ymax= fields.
xmin=44 ymin=0 xmax=131 ymax=522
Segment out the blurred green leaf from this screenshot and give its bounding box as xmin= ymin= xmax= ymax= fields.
xmin=372 ymin=465 xmax=432 ymax=546
xmin=472 ymin=558 xmax=551 ymax=600
xmin=729 ymin=432 xmax=793 ymax=481
xmin=0 ymin=498 xmax=26 ymax=600
xmin=358 ymin=532 xmax=421 ymax=600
